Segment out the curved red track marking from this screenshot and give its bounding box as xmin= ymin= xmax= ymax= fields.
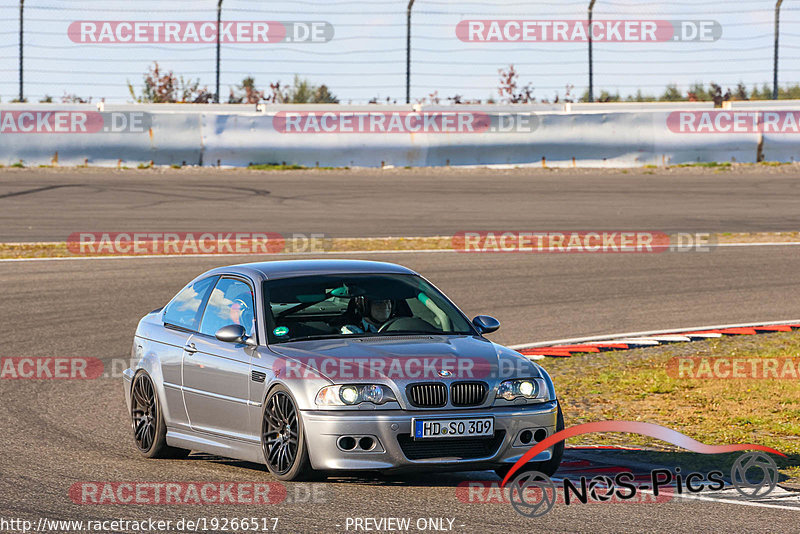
xmin=500 ymin=421 xmax=785 ymax=487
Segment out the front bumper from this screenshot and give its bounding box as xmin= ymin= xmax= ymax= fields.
xmin=301 ymin=401 xmax=558 ymax=472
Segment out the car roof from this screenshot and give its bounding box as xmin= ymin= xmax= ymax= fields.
xmin=202 ymin=259 xmax=418 ymax=281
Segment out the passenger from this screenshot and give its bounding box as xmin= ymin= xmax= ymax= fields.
xmin=229 ymin=293 xmax=255 ymax=334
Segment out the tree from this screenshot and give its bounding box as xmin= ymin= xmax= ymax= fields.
xmin=659 ymin=84 xmax=682 ymax=102
xmin=709 ymin=83 xmax=731 ymax=108
xmin=312 ymin=84 xmax=338 ymax=104
xmin=415 ymin=91 xmax=440 ymax=105
xmin=626 ymin=89 xmax=655 ymax=102
xmin=580 ymin=89 xmax=619 ymax=102
xmin=62 ymin=93 xmax=91 ymax=103
xmin=254 ymin=76 xmax=339 ymax=104
xmin=733 ymin=82 xmax=748 ymax=101
xmin=751 ymin=84 xmax=771 ymax=100
xmin=228 ymin=76 xmax=265 ymax=104
xmin=498 ymin=65 xmax=535 ymax=103
xmin=281 ymin=75 xmax=339 ymax=103
xmin=128 ymin=62 xmax=213 ymax=103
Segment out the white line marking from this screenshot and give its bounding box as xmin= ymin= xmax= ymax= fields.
xmin=637 ymin=487 xmax=800 ymax=511
xmin=681 ymin=332 xmax=723 ymax=339
xmin=548 ymin=477 xmax=800 ymax=511
xmin=716 ymin=242 xmax=800 ymax=247
xmin=0 ymin=248 xmax=458 ymax=263
xmin=510 ymin=320 xmax=800 ymax=349
xmin=3 ymin=239 xmax=800 ymax=263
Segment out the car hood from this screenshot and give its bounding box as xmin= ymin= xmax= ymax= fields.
xmin=267 ymin=334 xmax=540 ymax=388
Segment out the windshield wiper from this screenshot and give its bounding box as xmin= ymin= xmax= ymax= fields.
xmin=281 ymin=333 xmax=370 ymax=343
xmin=376 ymin=330 xmax=441 ymax=336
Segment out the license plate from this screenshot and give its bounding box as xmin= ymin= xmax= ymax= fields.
xmin=412 ymin=417 xmax=494 ymax=439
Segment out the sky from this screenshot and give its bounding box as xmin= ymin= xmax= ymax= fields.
xmin=0 ymin=0 xmax=797 ymax=104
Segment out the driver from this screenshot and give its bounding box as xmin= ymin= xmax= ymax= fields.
xmin=341 ymin=297 xmax=393 ymax=334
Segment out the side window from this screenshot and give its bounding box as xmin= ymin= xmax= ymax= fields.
xmin=199 ymin=278 xmax=256 ymax=338
xmin=163 ymin=276 xmax=218 ymax=331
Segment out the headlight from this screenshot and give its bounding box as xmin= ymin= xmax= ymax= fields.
xmin=315 ymin=384 xmax=397 ymax=406
xmin=340 ymin=386 xmax=359 ymax=404
xmin=496 ymin=379 xmax=538 ymax=401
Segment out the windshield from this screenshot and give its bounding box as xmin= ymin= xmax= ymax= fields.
xmin=263 ymin=273 xmax=475 ymax=343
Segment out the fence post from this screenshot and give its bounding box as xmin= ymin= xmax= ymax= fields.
xmin=216 ymin=0 xmax=223 ymax=103
xmin=588 ymin=0 xmax=597 ymax=103
xmin=406 ymin=0 xmax=415 ymax=104
xmin=773 ymin=0 xmax=784 ymax=100
xmin=18 ymin=0 xmax=24 ymax=102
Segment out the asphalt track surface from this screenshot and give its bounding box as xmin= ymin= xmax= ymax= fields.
xmin=3 ymin=247 xmax=800 ymax=533
xmin=3 ymin=167 xmax=800 ymax=241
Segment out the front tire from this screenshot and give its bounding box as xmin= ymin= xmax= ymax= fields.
xmin=261 ymin=385 xmax=312 ymax=481
xmin=495 ymin=402 xmax=565 ymax=479
xmin=130 ymin=371 xmax=189 ymax=459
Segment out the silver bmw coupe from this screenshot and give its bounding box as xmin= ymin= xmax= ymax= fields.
xmin=123 ymin=260 xmax=563 ymax=480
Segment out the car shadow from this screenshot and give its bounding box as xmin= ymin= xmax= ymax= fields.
xmin=185 ymin=448 xmax=799 ymax=490
xmin=562 ymin=447 xmax=800 ymax=490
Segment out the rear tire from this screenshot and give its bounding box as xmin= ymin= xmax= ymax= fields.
xmin=495 ymin=402 xmax=564 ymax=479
xmin=130 ymin=371 xmax=190 ymax=459
xmin=261 ymin=385 xmax=313 ymax=481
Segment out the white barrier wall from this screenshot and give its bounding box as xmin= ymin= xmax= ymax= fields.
xmin=0 ymin=103 xmax=796 ymax=168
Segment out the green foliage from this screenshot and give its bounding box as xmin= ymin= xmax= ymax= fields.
xmin=278 ymin=75 xmax=339 ymax=104
xmin=660 ymin=84 xmax=682 ymax=102
xmin=229 ymin=75 xmax=339 ymax=104
xmin=577 ymin=82 xmax=800 ymax=103
xmin=128 ymin=62 xmax=213 ymax=103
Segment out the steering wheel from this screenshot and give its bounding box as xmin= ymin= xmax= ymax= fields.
xmin=377 ymin=317 xmax=402 ymax=332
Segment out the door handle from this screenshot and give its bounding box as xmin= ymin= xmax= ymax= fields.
xmin=184 ymin=342 xmax=198 ymax=354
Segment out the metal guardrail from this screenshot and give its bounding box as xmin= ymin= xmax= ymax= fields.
xmin=0 ymin=103 xmax=795 ymax=168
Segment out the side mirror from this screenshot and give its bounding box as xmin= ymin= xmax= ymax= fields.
xmin=215 ymin=324 xmax=250 ymax=344
xmin=472 ymin=315 xmax=500 ymax=334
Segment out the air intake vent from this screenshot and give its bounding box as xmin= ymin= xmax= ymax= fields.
xmin=451 ymin=382 xmax=488 ymax=407
xmin=251 ymin=370 xmax=266 ymax=383
xmin=397 ymin=431 xmax=506 ymax=460
xmin=407 ymin=383 xmax=447 ymax=407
